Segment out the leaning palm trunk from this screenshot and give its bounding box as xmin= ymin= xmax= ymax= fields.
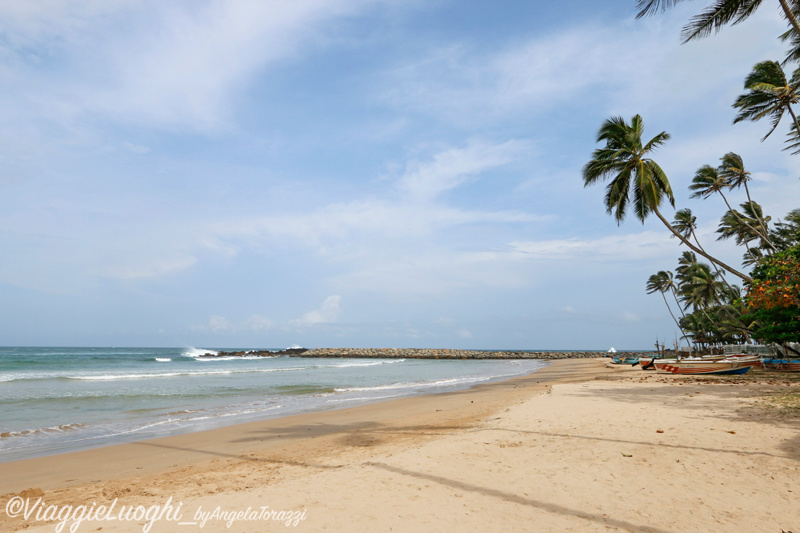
xmin=689 ymin=229 xmax=729 ymax=282
xmin=787 ymin=103 xmax=800 ymax=144
xmin=779 ymin=0 xmax=800 ymax=43
xmin=718 ymin=189 xmax=776 ymax=253
xmin=652 ymin=205 xmax=753 ymax=282
xmin=741 ymin=181 xmax=772 ymax=250
xmin=661 ymin=291 xmax=692 ymax=354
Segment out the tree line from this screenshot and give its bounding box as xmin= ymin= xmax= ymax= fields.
xmin=583 ymin=0 xmax=800 ymax=354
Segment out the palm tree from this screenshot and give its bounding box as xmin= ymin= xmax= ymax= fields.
xmin=740 ymin=201 xmax=773 ymax=249
xmin=689 ymin=164 xmax=731 ymax=201
xmin=680 ymin=263 xmax=726 ymax=334
xmin=717 ymin=209 xmax=758 ymax=259
xmin=771 ymin=208 xmax=800 ymax=249
xmin=690 ymin=160 xmax=776 ymax=252
xmin=686 ymin=265 xmax=725 ymax=310
xmin=672 ymin=208 xmax=697 ymax=241
xmin=675 ymin=250 xmax=698 ymax=285
xmin=733 ymin=60 xmax=800 ymax=141
xmin=583 ymin=115 xmax=752 ymax=282
xmin=718 ymin=152 xmax=772 ymax=241
xmin=635 ymin=1 xmax=800 ymax=43
xmin=717 ymin=201 xmax=774 ymax=257
xmin=742 ymin=247 xmax=765 ymax=267
xmin=673 ymin=208 xmax=728 ymax=280
xmin=718 ymin=153 xmax=751 ymax=198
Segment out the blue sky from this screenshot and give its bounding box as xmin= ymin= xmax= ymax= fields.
xmin=1 ymin=0 xmax=799 ymax=349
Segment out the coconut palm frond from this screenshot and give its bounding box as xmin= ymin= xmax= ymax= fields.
xmin=734 ymin=60 xmax=800 ymax=141
xmin=681 ymin=0 xmax=764 ymax=43
xmin=636 ymin=0 xmax=686 ymax=18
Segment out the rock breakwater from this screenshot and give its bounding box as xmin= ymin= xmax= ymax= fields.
xmin=198 ymin=348 xmax=309 ymax=358
xmin=298 ymin=348 xmax=631 ymax=360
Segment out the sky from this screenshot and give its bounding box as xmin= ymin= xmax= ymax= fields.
xmin=1 ymin=0 xmax=799 ymax=350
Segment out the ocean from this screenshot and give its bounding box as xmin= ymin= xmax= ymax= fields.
xmin=0 ymin=347 xmax=548 ymax=462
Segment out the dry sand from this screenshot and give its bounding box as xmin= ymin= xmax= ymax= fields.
xmin=1 ymin=358 xmax=798 ymax=532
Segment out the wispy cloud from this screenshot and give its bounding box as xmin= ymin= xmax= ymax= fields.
xmin=292 ymin=295 xmax=342 ymax=326
xmin=196 ymin=295 xmax=340 ymax=334
xmin=397 ymin=139 xmax=532 ymax=201
xmin=509 ymin=231 xmax=676 ymax=262
xmin=1 ymin=0 xmax=398 ymax=131
xmin=379 ymin=24 xmax=650 ymax=124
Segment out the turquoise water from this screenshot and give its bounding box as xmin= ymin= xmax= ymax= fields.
xmin=0 ymin=347 xmax=548 ymax=461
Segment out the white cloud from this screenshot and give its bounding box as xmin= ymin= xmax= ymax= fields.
xmin=509 ymin=231 xmax=676 ymax=262
xmin=208 ymin=314 xmax=230 ymax=332
xmin=0 ymin=0 xmax=134 ymax=48
xmin=245 ymin=314 xmax=274 ymax=331
xmin=121 ymin=142 xmax=151 ymax=154
xmin=1 ymin=0 xmax=398 ymax=131
xmin=196 ymin=139 xmax=543 ymax=259
xmin=196 ymin=313 xmax=275 ymax=334
xmin=397 ymin=139 xmax=532 ymax=201
xmin=623 ymin=312 xmax=641 ymax=322
xmin=292 ymin=295 xmax=341 ymax=326
xmin=102 ymin=254 xmax=198 ymax=281
xmin=379 ymin=22 xmax=658 ymax=124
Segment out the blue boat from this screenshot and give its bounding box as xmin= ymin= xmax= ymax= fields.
xmin=762 ymin=359 xmax=800 ymax=372
xmin=611 ymin=354 xmax=639 ymax=365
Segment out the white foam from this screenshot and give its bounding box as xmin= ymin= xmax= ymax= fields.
xmin=328 ymin=359 xmax=406 ymax=368
xmin=183 ymin=347 xmax=218 ymax=357
xmin=193 ymin=355 xmax=269 ymax=361
xmin=70 ymin=366 xmax=307 ymax=381
xmin=334 ymin=375 xmax=491 ymax=393
xmin=155 ymin=358 xmax=172 ymax=362
xmin=325 ymin=394 xmax=396 ymax=403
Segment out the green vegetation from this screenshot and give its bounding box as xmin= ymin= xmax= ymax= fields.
xmin=742 ymin=246 xmax=800 ymax=348
xmin=582 ymin=2 xmax=800 ymax=350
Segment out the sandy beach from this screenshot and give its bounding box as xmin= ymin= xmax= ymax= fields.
xmin=2 ymin=358 xmax=799 ymax=532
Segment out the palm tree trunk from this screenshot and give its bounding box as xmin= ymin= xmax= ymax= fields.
xmin=778 ymin=0 xmax=800 ymax=41
xmin=691 ymin=230 xmax=728 ymax=282
xmin=671 ymin=287 xmax=687 ymax=321
xmin=661 ymin=291 xmax=691 ymax=354
xmin=742 ymin=180 xmax=772 ymax=252
xmin=652 ymin=205 xmax=753 ymax=282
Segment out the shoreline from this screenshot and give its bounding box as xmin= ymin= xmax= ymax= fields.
xmin=0 ymin=358 xmax=606 ymax=496
xmin=3 ymin=358 xmax=798 ymax=532
xmin=0 ymin=356 xmax=550 ymax=465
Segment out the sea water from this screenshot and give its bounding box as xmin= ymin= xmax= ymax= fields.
xmin=0 ymin=347 xmax=548 ymax=462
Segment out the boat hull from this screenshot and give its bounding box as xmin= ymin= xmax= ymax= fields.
xmin=763 ymin=359 xmax=800 ymax=372
xmin=653 ymin=360 xmax=754 ymax=375
xmin=638 ymin=357 xmax=656 ymax=369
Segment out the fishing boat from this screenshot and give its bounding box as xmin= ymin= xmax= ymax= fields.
xmin=700 ymin=353 xmax=763 ymax=367
xmin=762 ymin=359 xmax=800 ymax=372
xmin=638 ymin=356 xmax=666 ymax=369
xmin=611 ymin=354 xmax=639 ymax=365
xmin=653 ymin=357 xmax=756 ymax=375
xmin=607 ymin=347 xmax=635 ymax=364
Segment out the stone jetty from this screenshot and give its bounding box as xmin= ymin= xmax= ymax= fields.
xmin=199 ymin=347 xmax=653 ymax=360
xmin=296 ymin=348 xmax=633 ymax=360
xmin=197 ymin=347 xmax=309 ymax=358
